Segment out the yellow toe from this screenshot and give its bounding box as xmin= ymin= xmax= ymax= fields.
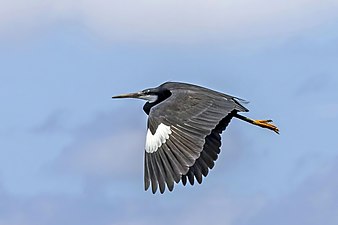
xmin=253 ymin=119 xmax=279 ymax=134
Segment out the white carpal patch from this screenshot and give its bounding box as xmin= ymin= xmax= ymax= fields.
xmin=145 ymin=123 xmax=171 ymax=153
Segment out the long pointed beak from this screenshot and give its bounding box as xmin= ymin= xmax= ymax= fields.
xmin=111 ymin=92 xmax=143 ymax=99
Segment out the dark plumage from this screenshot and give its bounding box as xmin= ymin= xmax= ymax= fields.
xmin=112 ymin=82 xmax=279 ymax=193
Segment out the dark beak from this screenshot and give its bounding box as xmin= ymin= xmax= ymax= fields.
xmin=111 ymin=92 xmax=143 ymax=99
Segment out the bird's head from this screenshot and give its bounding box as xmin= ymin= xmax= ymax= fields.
xmin=112 ymin=86 xmax=172 ymax=114
xmin=112 ymin=88 xmax=160 ymax=103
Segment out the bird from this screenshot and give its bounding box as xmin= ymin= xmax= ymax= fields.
xmin=112 ymin=82 xmax=279 ymax=194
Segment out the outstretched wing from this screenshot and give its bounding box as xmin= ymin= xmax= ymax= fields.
xmin=144 ymin=87 xmax=247 ymax=193
xmin=181 ymin=110 xmax=236 ymax=186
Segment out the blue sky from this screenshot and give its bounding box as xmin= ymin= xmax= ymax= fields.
xmin=1 ymin=0 xmax=338 ymax=224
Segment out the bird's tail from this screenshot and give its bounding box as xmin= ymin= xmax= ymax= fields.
xmin=233 ymin=97 xmax=249 ymax=112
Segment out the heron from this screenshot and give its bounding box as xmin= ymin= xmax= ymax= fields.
xmin=112 ymin=82 xmax=279 ymax=194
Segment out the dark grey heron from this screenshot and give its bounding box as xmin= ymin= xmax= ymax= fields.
xmin=112 ymin=82 xmax=279 ymax=194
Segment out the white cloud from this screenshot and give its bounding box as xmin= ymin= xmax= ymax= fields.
xmin=1 ymin=0 xmax=338 ymax=43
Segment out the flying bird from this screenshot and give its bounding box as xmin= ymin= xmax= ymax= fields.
xmin=112 ymin=82 xmax=279 ymax=194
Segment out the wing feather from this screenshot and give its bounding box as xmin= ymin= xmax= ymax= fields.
xmin=171 ymin=129 xmax=200 ymax=155
xmin=181 ymin=174 xmax=187 ymax=186
xmin=197 ymin=153 xmax=210 ymax=176
xmin=193 ymin=160 xmax=203 ymax=184
xmin=157 ymin=148 xmax=175 ymax=191
xmin=153 ymin=152 xmax=166 ymax=193
xmin=147 ymin=154 xmax=158 ymax=193
xmin=200 ymin=148 xmax=216 ymax=169
xmin=166 ymin=137 xmax=195 ymax=166
xmin=181 ymin=111 xmax=235 ymax=186
xmin=144 ymin=153 xmax=150 ymax=190
xmin=144 ymin=85 xmax=247 ymax=193
xmin=187 ymin=169 xmax=195 ymax=185
xmin=161 ymin=144 xmax=183 ymax=183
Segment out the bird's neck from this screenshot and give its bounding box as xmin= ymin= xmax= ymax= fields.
xmin=143 ymin=102 xmax=156 ymax=115
xmin=143 ymin=90 xmax=172 ymax=115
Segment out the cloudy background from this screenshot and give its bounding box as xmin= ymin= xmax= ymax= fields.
xmin=1 ymin=0 xmax=338 ymax=224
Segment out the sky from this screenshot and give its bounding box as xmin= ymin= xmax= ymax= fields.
xmin=1 ymin=0 xmax=338 ymax=224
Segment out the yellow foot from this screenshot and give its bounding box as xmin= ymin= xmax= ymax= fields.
xmin=253 ymin=120 xmax=279 ymax=134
